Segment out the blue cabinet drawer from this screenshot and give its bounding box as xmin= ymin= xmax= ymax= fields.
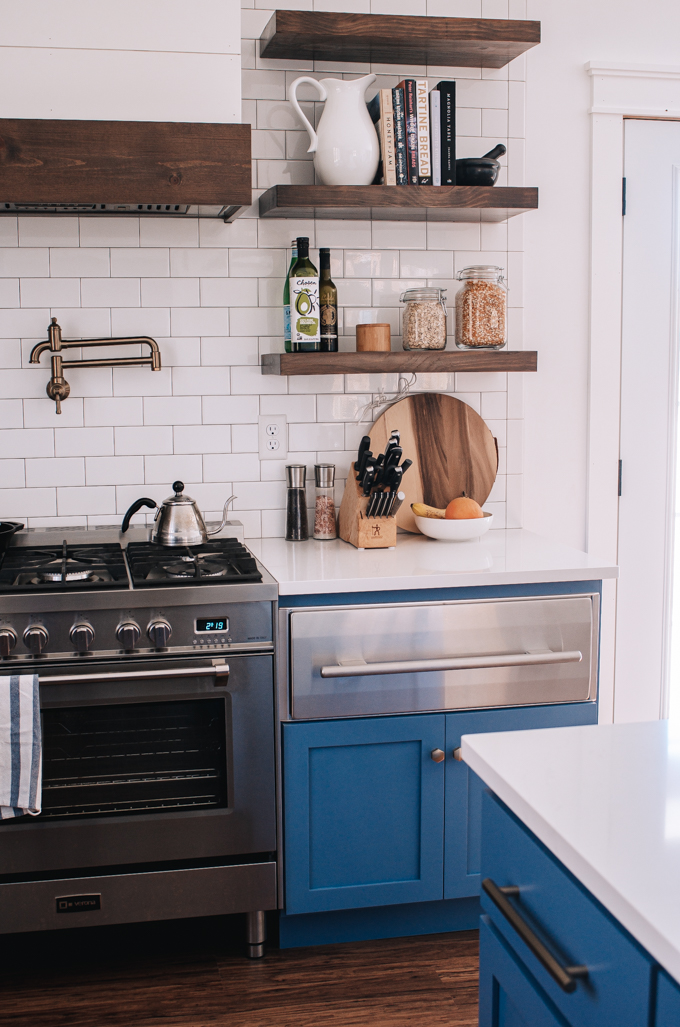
xmin=481 ymin=791 xmax=654 ymax=1027
xmin=479 ymin=916 xmax=568 ymax=1026
xmin=656 ymin=969 xmax=680 ymax=1025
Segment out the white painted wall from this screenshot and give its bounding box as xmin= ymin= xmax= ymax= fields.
xmin=0 ymin=0 xmax=241 ymax=122
xmin=524 ymin=0 xmax=680 ymax=553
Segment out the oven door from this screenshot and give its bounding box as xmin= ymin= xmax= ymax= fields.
xmin=0 ymin=653 xmax=275 ymax=876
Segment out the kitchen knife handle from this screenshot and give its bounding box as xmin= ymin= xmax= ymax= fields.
xmin=355 ymin=435 xmax=371 ymax=471
xmin=320 ymin=650 xmax=583 ymax=678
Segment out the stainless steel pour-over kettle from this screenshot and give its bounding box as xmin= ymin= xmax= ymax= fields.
xmin=121 ymin=481 xmax=236 ymax=546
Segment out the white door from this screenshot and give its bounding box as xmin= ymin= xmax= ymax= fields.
xmin=616 ymin=120 xmax=680 ymax=722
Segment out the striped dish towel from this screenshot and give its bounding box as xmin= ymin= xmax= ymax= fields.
xmin=0 ymin=675 xmax=41 ymax=819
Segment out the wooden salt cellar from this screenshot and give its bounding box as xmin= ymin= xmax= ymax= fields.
xmin=338 ymin=474 xmax=397 ymax=550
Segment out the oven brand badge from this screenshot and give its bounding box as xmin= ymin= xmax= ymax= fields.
xmin=56 ymin=894 xmax=101 ymax=914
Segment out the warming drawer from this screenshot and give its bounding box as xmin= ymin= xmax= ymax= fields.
xmin=289 ymin=595 xmax=598 ymax=720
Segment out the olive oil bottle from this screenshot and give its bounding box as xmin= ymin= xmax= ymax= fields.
xmin=319 ymin=247 xmax=338 ymax=352
xmin=283 ymin=239 xmax=298 ymax=354
xmin=290 ymin=237 xmax=320 ymax=352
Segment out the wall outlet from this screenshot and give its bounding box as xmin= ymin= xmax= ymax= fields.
xmin=258 ymin=413 xmax=288 ymax=460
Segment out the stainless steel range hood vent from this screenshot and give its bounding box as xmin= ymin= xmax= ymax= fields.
xmin=0 ymin=120 xmax=252 ymax=222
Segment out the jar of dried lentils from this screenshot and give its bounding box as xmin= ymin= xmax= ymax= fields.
xmin=400 ymin=288 xmax=447 ymax=350
xmin=455 ymin=266 xmax=507 ymax=350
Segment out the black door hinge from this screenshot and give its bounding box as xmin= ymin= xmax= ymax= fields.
xmin=622 ymin=178 xmax=627 ymax=216
xmin=618 ymin=459 xmax=623 ymax=497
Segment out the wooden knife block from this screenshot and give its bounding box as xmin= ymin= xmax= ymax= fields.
xmin=338 ymin=474 xmax=397 ymax=550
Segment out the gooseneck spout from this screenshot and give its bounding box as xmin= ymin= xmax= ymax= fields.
xmin=30 ymin=317 xmax=162 ymax=413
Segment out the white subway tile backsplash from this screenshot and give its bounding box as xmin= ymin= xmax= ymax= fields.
xmin=174 ymin=424 xmax=232 ymax=454
xmin=0 ymin=488 xmax=56 ymax=518
xmin=171 ymin=307 xmax=229 ymax=337
xmin=85 ymin=397 xmax=143 ymax=427
xmin=204 ymin=453 xmax=260 ymax=481
xmin=79 ymin=219 xmax=140 ymax=248
xmin=145 ymin=454 xmax=202 ymax=484
xmin=0 ymin=24 xmax=524 ymax=538
xmin=170 ymin=249 xmax=229 ymax=277
xmin=140 ymin=219 xmax=198 ymax=248
xmin=144 ymin=396 xmax=202 ymax=425
xmin=18 ymin=218 xmax=79 ymax=247
xmin=203 ymin=394 xmax=259 ymax=424
xmin=115 ymin=425 xmax=173 ymax=456
xmin=58 ymin=486 xmax=116 ymax=516
xmin=50 ymin=248 xmax=110 ymax=278
xmin=0 ymin=249 xmax=50 ymax=277
xmin=81 ymin=278 xmax=141 ymax=307
xmin=55 ymin=427 xmax=114 ymax=458
xmin=111 ymin=249 xmax=170 ymax=278
xmin=86 ymin=456 xmax=145 ymax=486
xmin=142 ymin=278 xmax=200 ymax=307
xmin=26 ymin=457 xmax=84 ymax=488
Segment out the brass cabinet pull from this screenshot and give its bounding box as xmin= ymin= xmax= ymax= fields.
xmin=430 ymin=749 xmax=445 ymax=763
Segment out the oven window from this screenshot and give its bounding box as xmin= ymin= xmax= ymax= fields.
xmin=39 ymin=699 xmax=228 ymax=819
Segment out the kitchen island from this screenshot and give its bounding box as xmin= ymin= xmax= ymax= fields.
xmin=462 ymin=720 xmax=680 ymax=1025
xmin=250 ymin=530 xmax=619 ymax=951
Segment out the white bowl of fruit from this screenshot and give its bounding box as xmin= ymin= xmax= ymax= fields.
xmin=412 ymin=495 xmax=493 ymax=541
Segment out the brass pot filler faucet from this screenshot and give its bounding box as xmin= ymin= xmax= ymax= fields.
xmin=30 ymin=317 xmax=162 ymax=414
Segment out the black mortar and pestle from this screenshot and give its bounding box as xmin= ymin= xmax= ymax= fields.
xmin=455 ymin=144 xmax=506 ymax=186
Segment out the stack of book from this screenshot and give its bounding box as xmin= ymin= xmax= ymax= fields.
xmin=367 ymin=80 xmax=456 ymax=187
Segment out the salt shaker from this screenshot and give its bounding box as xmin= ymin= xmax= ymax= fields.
xmin=313 ymin=464 xmax=337 ymax=540
xmin=285 ymin=465 xmax=308 ymax=541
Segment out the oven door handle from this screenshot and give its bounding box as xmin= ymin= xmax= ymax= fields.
xmin=319 ymin=650 xmax=583 ymax=678
xmin=38 ymin=661 xmax=230 ymax=686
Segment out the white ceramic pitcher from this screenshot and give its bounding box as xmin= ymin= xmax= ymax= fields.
xmin=288 ymin=73 xmax=380 ymax=186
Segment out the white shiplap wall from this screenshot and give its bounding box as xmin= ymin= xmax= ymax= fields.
xmin=0 ymin=0 xmax=526 ymax=538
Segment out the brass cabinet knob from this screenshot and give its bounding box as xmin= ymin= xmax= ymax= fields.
xmin=452 ymin=747 xmax=463 ymax=761
xmin=430 ymin=748 xmax=445 ymax=763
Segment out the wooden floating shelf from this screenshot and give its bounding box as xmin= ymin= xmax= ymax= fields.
xmin=261 ymin=351 xmax=538 ymax=376
xmin=259 ymin=185 xmax=538 ymax=223
xmin=260 ymin=11 xmax=540 ymax=69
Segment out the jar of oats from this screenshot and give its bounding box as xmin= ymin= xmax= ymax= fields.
xmin=455 ymin=266 xmax=507 ymax=350
xmin=400 ymin=288 xmax=447 ymax=350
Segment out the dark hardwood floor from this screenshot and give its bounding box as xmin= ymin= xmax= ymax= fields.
xmin=0 ymin=916 xmax=479 ymax=1027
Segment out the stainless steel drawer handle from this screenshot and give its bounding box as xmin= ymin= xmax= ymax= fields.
xmin=482 ymin=878 xmax=589 ymax=993
xmin=38 ymin=662 xmax=230 ymax=686
xmin=320 ymin=650 xmax=583 ymax=679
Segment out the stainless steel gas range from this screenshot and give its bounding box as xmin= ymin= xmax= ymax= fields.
xmin=0 ymin=525 xmax=277 ymax=957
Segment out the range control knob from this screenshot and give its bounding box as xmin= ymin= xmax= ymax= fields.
xmin=0 ymin=628 xmax=17 ymax=659
xmin=23 ymin=625 xmax=49 ymax=655
xmin=117 ymin=621 xmax=141 ymax=651
xmin=70 ymin=621 xmax=95 ymax=654
xmin=147 ymin=618 xmax=172 ymax=649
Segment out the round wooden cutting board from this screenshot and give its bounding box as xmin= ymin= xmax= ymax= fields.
xmin=369 ymin=393 xmax=498 ymax=534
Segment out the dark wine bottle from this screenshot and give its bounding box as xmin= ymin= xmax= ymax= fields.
xmin=319 ymin=247 xmax=338 ymax=353
xmin=290 ymin=237 xmax=319 ymax=352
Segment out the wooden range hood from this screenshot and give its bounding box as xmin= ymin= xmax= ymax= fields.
xmin=0 ymin=119 xmax=252 ymax=221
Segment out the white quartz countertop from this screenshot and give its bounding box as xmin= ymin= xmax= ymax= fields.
xmin=462 ymin=720 xmax=680 ymax=985
xmin=249 ymin=529 xmax=617 ymax=596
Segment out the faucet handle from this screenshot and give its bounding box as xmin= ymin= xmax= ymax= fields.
xmin=46 ymin=374 xmax=70 ymax=416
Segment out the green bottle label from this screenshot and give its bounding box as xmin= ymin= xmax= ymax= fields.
xmin=291 ymin=275 xmax=319 ymax=343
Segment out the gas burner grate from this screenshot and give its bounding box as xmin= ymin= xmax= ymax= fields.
xmin=125 ymin=539 xmax=262 ymax=587
xmin=0 ymin=541 xmax=129 ymax=593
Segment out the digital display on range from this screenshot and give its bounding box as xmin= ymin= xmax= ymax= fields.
xmin=195 ymin=618 xmax=228 ymax=633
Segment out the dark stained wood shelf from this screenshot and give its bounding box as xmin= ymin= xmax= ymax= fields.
xmin=259 ymin=185 xmax=538 ymax=222
xmin=260 ymin=10 xmax=540 ymax=68
xmin=262 ymin=351 xmax=538 ymax=376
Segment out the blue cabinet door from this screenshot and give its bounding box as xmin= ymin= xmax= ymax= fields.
xmin=283 ymin=714 xmax=446 ymax=914
xmin=444 ymin=702 xmax=598 ymax=899
xmin=656 ymin=969 xmax=680 ymax=1025
xmin=479 ymin=916 xmax=570 ymax=1027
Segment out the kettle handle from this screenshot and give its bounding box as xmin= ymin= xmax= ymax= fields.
xmin=121 ymin=497 xmax=157 ymax=533
xmin=289 ymin=76 xmax=327 ymax=154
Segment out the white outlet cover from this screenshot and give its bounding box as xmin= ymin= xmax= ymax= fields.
xmin=258 ymin=413 xmax=288 ymax=460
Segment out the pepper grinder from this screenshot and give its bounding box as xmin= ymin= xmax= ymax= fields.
xmin=313 ymin=463 xmax=337 ymax=540
xmin=285 ymin=464 xmax=308 ymax=541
